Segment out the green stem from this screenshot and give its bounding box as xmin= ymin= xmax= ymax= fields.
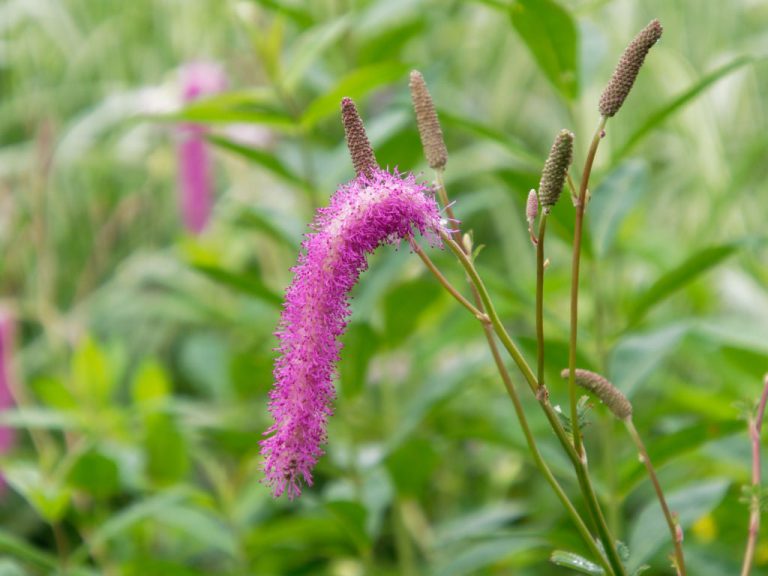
xmin=535 ymin=213 xmax=549 ymax=389
xmin=428 ymin=177 xmax=611 ymax=571
xmin=739 ymin=374 xmax=768 ymax=576
xmin=625 ymin=419 xmax=686 ymax=575
xmin=569 ymin=116 xmax=607 ymax=459
xmin=440 ymin=228 xmax=627 ymax=576
xmin=411 ymin=242 xmax=488 ymax=322
xmin=483 ymin=313 xmax=612 ymax=575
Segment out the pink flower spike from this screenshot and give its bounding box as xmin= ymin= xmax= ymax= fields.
xmin=261 ymin=167 xmax=445 ymax=499
xmin=0 ymin=312 xmax=16 ymax=494
xmin=177 ymin=61 xmax=227 ymax=235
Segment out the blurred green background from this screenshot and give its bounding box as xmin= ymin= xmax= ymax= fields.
xmin=1 ymin=0 xmax=767 ymax=574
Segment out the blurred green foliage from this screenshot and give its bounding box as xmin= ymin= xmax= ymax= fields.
xmin=1 ymin=0 xmax=768 ymax=574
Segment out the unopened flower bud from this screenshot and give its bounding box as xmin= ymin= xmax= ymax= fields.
xmin=538 ymin=130 xmax=574 ymax=208
xmin=409 ymin=71 xmax=448 ymax=170
xmin=526 ymin=189 xmax=538 ymax=223
xmin=561 ymin=368 xmax=633 ymax=420
xmin=599 ymin=19 xmax=663 ymax=118
xmin=341 ymin=97 xmax=377 ymax=178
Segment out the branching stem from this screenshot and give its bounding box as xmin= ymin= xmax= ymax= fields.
xmin=625 ymin=418 xmax=686 ymax=576
xmin=740 ymin=374 xmax=768 ymax=576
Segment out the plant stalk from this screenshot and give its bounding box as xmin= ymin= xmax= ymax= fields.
xmin=740 ymin=374 xmax=768 ymax=576
xmin=568 ymin=116 xmax=607 ymax=459
xmin=625 ymin=418 xmax=686 ymax=576
xmin=535 ymin=213 xmax=549 ymax=389
xmin=440 ymin=229 xmax=627 ymax=576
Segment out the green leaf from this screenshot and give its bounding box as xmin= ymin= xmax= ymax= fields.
xmin=614 ymin=57 xmax=752 ymax=161
xmin=619 ymin=420 xmax=743 ymax=493
xmin=190 ymin=262 xmax=282 ymax=307
xmin=438 ymin=109 xmax=541 ymax=167
xmin=550 ymin=550 xmax=605 ymax=574
xmin=144 ymin=413 xmax=190 ymax=486
xmin=628 ymin=479 xmax=729 ymax=570
xmin=0 ymin=528 xmax=58 ymax=570
xmin=132 ymin=360 xmax=171 ymax=408
xmin=509 ymin=0 xmax=579 ymax=99
xmin=5 ymin=465 xmax=71 ymax=523
xmin=283 ymin=16 xmax=352 ymax=90
xmin=609 ymin=323 xmax=688 ymax=397
xmin=432 ymin=534 xmax=543 ymax=576
xmin=0 ymin=559 xmax=26 ymax=576
xmin=71 ymin=489 xmax=192 ymax=564
xmin=67 ymin=450 xmax=120 ymax=499
xmin=301 ymin=62 xmax=410 ymax=129
xmin=159 ymin=505 xmax=238 ymax=557
xmin=629 ymin=243 xmax=740 ymax=325
xmin=385 ymin=437 xmax=439 ymax=496
xmin=207 ymin=134 xmax=311 ymax=190
xmin=71 ymin=336 xmax=118 ymax=407
xmin=338 ymin=322 xmax=379 ymax=398
xmin=383 ymin=278 xmax=442 ymax=346
xmin=159 ymin=90 xmax=295 ymax=129
xmin=588 ymin=160 xmax=649 ymax=257
xmin=233 ymin=206 xmax=302 ymax=248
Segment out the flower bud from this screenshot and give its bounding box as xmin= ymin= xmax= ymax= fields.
xmin=409 ymin=71 xmax=448 ymax=170
xmin=561 ymin=368 xmax=633 ymax=420
xmin=526 ymin=189 xmax=538 ymax=223
xmin=341 ymin=97 xmax=377 ymax=178
xmin=538 ymin=130 xmax=574 ymax=209
xmin=599 ymin=19 xmax=663 ymax=118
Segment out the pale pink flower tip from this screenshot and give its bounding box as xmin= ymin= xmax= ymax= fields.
xmin=261 ymin=167 xmax=445 ymax=499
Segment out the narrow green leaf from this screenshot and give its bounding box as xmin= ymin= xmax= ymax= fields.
xmin=301 ymin=62 xmax=409 ymax=128
xmin=283 ymin=16 xmax=352 ymax=90
xmin=0 ymin=529 xmax=58 ymax=570
xmin=70 ymin=489 xmax=192 ymax=564
xmin=629 ymin=243 xmax=740 ymax=325
xmin=157 ymin=90 xmax=295 ymax=129
xmin=144 ymin=413 xmax=190 ymax=486
xmin=67 ymin=450 xmax=120 ymax=499
xmin=438 ymin=109 xmax=541 ymax=167
xmin=253 ymin=0 xmax=315 ymax=27
xmin=234 ymin=206 xmax=302 ymax=248
xmin=509 ymin=0 xmax=579 ymax=99
xmin=190 ymin=263 xmax=282 ymax=307
xmin=609 ymin=323 xmax=688 ymax=397
xmin=628 ymin=479 xmax=729 ymax=570
xmin=550 ymin=550 xmax=605 ymax=574
xmin=207 ymin=134 xmax=310 ymax=190
xmin=338 ymin=322 xmax=379 ymax=398
xmin=383 ymin=278 xmax=441 ymax=346
xmin=619 ymin=420 xmax=743 ymax=492
xmin=614 ymin=57 xmax=752 ymax=161
xmin=588 ymin=160 xmax=649 ymax=257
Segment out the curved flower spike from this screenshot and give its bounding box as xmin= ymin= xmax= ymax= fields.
xmin=261 ymin=167 xmax=445 ymax=499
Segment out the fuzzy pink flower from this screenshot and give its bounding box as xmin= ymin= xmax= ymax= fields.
xmin=177 ymin=61 xmax=227 ymax=234
xmin=261 ymin=167 xmax=444 ymax=499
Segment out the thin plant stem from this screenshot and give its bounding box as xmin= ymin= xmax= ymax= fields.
xmin=625 ymin=418 xmax=686 ymax=576
xmin=568 ymin=116 xmax=607 ymax=459
xmin=483 ymin=310 xmax=613 ymax=575
xmin=429 ymin=173 xmax=612 ymax=572
xmin=740 ymin=374 xmax=768 ymax=576
xmin=440 ymin=228 xmax=627 ymax=576
xmin=535 ymin=213 xmax=549 ymax=389
xmin=410 ymin=241 xmax=488 ymax=322
xmin=52 ymin=522 xmax=69 ymax=572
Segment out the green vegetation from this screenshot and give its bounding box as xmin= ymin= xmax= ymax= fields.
xmin=1 ymin=1 xmax=767 ymax=574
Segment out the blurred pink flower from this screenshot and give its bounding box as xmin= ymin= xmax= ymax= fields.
xmin=0 ymin=312 xmax=15 ymax=493
xmin=178 ymin=61 xmax=227 ymax=234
